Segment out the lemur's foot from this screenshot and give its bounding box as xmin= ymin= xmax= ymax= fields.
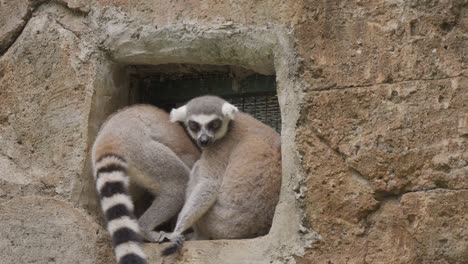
xmin=161 ymin=233 xmax=185 ymax=256
xmin=157 ymin=231 xmax=177 ymax=243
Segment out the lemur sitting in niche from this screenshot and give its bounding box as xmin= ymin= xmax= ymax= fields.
xmin=162 ymin=95 xmax=282 ymax=255
xmin=92 ymin=105 xmax=200 ymax=264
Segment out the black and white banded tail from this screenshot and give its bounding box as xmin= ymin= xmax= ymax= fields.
xmin=94 ymin=154 xmax=147 ymax=264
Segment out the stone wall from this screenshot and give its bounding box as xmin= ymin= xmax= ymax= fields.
xmin=0 ymin=0 xmax=466 ymax=263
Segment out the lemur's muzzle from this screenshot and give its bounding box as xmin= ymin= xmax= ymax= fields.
xmin=198 ymin=134 xmax=211 ymax=147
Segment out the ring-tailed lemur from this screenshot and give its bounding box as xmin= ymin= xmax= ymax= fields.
xmin=91 ymin=105 xmax=200 ymax=264
xmin=161 ymin=95 xmax=282 ymax=255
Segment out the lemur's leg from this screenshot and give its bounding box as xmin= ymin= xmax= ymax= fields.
xmin=161 ymin=165 xmax=218 ymax=255
xmin=138 ymin=186 xmax=185 ymax=242
xmin=134 ymin=141 xmax=191 ymax=242
xmin=172 ymin=177 xmax=218 ymax=236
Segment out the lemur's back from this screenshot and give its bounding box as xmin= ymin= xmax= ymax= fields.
xmin=93 ymin=105 xmax=199 ymax=169
xmin=92 ymin=104 xmax=200 ymax=264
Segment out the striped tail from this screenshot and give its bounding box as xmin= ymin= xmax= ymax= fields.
xmin=94 ymin=154 xmax=147 ymax=264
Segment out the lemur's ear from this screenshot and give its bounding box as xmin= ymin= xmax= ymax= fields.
xmin=169 ymin=105 xmax=187 ymax=122
xmin=222 ymin=102 xmax=239 ymax=120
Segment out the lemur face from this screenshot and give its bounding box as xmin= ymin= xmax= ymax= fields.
xmin=186 ymin=114 xmax=226 ymax=147
xmin=169 ymin=96 xmax=238 ymax=148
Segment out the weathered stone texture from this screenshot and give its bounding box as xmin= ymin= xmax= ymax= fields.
xmin=365 ymin=190 xmax=468 ymax=264
xmin=0 ymin=196 xmax=112 ymax=264
xmin=295 ymin=0 xmax=467 ymax=90
xmin=0 ymin=0 xmax=31 ymax=55
xmin=94 ymin=0 xmax=303 ymax=26
xmin=0 ymin=6 xmax=94 ymax=200
xmin=300 ymin=78 xmax=467 ymax=195
xmin=295 ymin=1 xmax=468 ymax=263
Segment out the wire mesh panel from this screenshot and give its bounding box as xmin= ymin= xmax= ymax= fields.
xmin=129 ymin=66 xmax=281 ymax=133
xmin=226 ymin=95 xmax=281 ymax=133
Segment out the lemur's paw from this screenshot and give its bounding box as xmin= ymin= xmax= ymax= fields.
xmin=161 ymin=233 xmax=185 ymax=256
xmin=157 ymin=231 xmax=173 ymax=243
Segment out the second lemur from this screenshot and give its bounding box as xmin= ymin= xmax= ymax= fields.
xmin=92 ymin=105 xmax=200 ymax=264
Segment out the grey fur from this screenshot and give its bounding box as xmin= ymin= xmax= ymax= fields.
xmin=91 ymin=105 xmax=200 ymax=264
xmin=185 ymin=95 xmax=225 ymax=116
xmin=164 ymin=95 xmax=282 ymax=254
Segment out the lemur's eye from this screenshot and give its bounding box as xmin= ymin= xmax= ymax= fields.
xmin=208 ymin=119 xmax=222 ymax=131
xmin=188 ymin=121 xmax=201 ymax=132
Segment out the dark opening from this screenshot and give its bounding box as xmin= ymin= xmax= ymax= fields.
xmin=127 ymin=64 xmax=281 ymax=133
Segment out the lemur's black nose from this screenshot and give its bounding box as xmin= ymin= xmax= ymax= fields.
xmin=199 ymin=135 xmax=209 ymax=147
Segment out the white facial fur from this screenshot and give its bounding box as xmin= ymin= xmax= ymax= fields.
xmin=213 ymin=118 xmax=230 ymax=141
xmin=170 ymin=101 xmax=239 ymax=146
xmin=191 ymin=114 xmax=218 ymax=125
xmin=186 ymin=114 xmax=229 ymax=145
xmin=187 ymin=114 xmax=218 ymax=142
xmin=169 ymin=105 xmax=187 ymax=122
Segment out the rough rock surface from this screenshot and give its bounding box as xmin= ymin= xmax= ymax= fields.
xmin=0 ymin=0 xmax=31 ymax=55
xmin=300 ymin=78 xmax=467 ymax=196
xmin=365 ymin=190 xmax=468 ymax=263
xmin=295 ymin=1 xmax=468 ymax=263
xmin=0 ymin=0 xmax=466 ymax=263
xmin=0 ymin=5 xmax=94 ymax=200
xmin=0 ymin=196 xmax=112 ymax=264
